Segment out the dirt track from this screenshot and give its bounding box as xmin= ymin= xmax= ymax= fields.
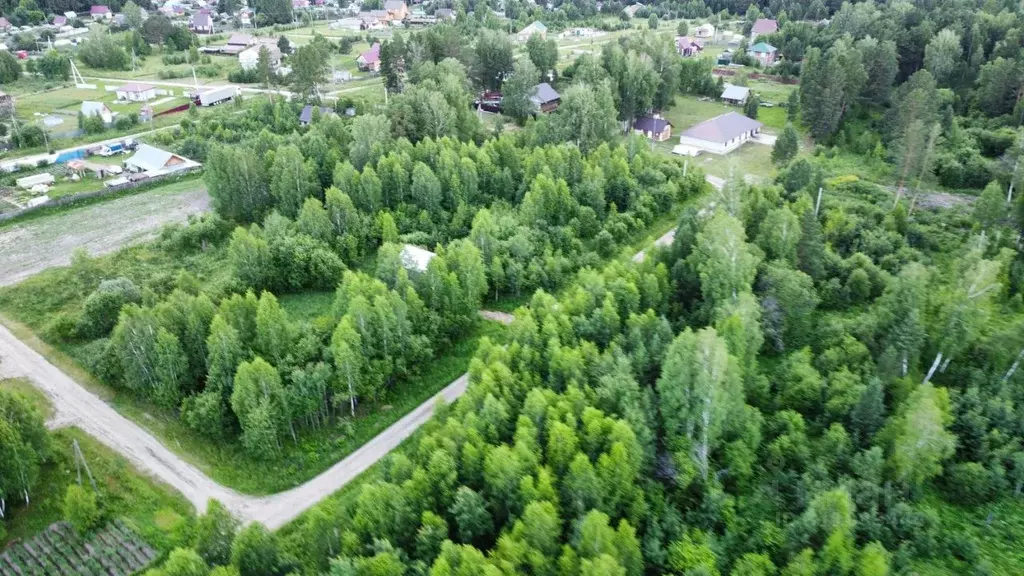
xmin=0 ymin=185 xmax=210 ymax=286
xmin=0 ymin=320 xmax=468 ymax=530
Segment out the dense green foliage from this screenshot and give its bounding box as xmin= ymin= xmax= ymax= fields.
xmin=139 ymin=147 xmax=1024 ymax=575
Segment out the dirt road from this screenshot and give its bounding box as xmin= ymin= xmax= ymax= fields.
xmin=0 ymin=322 xmax=245 ymax=514
xmin=632 ymin=174 xmax=723 ymax=263
xmin=0 ymin=319 xmax=468 ymax=530
xmin=0 ymin=184 xmax=209 ymax=286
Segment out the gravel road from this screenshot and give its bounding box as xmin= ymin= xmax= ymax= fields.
xmin=0 ymin=320 xmax=468 ymax=529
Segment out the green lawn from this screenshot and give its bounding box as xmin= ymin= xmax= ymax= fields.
xmin=279 ymin=290 xmax=336 ymax=324
xmin=661 ymin=95 xmax=738 ymax=133
xmin=695 ymin=141 xmax=776 ymax=183
xmin=1 ymin=427 xmax=194 ymax=555
xmin=1 ymin=377 xmax=54 ymax=420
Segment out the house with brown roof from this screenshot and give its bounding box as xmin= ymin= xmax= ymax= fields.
xmin=750 ymin=18 xmax=778 ymax=41
xmin=677 ymin=111 xmax=763 ymax=154
xmin=384 ymin=0 xmax=409 ymax=20
xmin=675 ymin=36 xmax=703 ymax=57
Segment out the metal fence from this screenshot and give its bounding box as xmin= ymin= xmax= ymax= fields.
xmin=0 ymin=167 xmax=203 ymax=224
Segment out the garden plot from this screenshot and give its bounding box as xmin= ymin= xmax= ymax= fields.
xmin=0 ymin=180 xmax=209 ymax=286
xmin=0 ymin=520 xmax=156 ymax=576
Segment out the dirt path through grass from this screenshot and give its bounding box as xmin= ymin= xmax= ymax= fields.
xmin=0 ymin=183 xmax=210 ymax=287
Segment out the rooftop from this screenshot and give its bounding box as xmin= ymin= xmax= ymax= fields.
xmin=721 ymin=84 xmax=750 ymax=100
xmin=117 ymin=82 xmax=154 ymax=93
xmin=681 ymin=112 xmax=763 ymax=144
xmin=634 ymin=116 xmax=672 ymax=133
xmin=530 ymin=82 xmax=560 ymax=105
xmin=751 ymin=18 xmax=778 ymax=34
xmin=749 ymin=42 xmax=777 ymax=53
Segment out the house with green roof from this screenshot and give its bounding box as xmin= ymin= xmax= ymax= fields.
xmin=748 ymin=42 xmax=778 ymax=66
xmin=517 ymin=21 xmax=547 ymax=42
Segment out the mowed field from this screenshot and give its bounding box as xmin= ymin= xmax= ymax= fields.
xmin=0 ymin=179 xmax=210 ymax=286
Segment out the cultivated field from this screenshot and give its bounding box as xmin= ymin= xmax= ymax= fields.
xmin=0 ymin=180 xmax=209 ymax=286
xmin=0 ymin=521 xmax=157 ymax=576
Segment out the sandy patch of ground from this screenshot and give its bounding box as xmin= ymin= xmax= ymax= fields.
xmin=0 ymin=184 xmax=210 ymax=287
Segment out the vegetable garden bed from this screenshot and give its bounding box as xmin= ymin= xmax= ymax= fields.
xmin=0 ymin=520 xmax=156 ymax=576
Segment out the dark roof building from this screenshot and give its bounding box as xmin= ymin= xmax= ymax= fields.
xmin=530 ymin=82 xmax=561 ymax=112
xmin=678 ymin=111 xmax=763 ymax=153
xmin=299 ymin=105 xmax=334 ymax=125
xmin=633 ymin=116 xmax=673 ymax=141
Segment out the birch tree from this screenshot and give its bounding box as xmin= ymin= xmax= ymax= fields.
xmin=889 ymin=383 xmax=956 ymax=488
xmin=270 ymin=144 xmax=320 ymax=218
xmin=230 ymin=357 xmax=290 ymax=457
xmin=656 ymin=327 xmax=743 ymax=481
xmin=693 ymin=212 xmax=761 ymax=312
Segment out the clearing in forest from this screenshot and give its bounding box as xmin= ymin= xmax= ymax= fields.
xmin=0 ymin=181 xmax=209 ymax=287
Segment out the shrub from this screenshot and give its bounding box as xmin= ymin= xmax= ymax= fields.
xmin=943 ymin=461 xmax=996 ymax=505
xmin=64 ymin=484 xmax=99 ymax=534
xmin=77 ymin=277 xmax=143 ymax=339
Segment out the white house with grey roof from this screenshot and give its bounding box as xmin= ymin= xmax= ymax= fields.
xmin=125 ymin=144 xmax=199 ymax=175
xmin=677 ymin=112 xmax=763 ymax=154
xmin=721 ymin=84 xmax=750 ymax=105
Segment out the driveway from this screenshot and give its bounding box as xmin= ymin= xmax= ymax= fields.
xmin=753 ymin=133 xmax=777 ymax=146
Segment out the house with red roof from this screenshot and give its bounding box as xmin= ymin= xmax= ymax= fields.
xmin=675 ymin=36 xmax=703 ymax=57
xmin=750 ymin=18 xmax=778 ymax=41
xmin=90 ymin=5 xmax=113 ymax=20
xmin=357 ymin=42 xmax=381 ymax=72
xmin=0 ymin=17 xmax=11 ymax=32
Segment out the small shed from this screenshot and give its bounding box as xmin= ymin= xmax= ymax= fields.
xmin=721 ymin=84 xmax=750 ymax=105
xmin=530 ymin=82 xmax=560 ymax=113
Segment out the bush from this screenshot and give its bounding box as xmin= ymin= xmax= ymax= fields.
xmin=44 ymin=312 xmax=81 ymax=341
xmin=64 ymin=484 xmax=99 ymax=534
xmin=77 ymin=277 xmax=143 ymax=339
xmin=943 ymin=461 xmax=996 ymax=505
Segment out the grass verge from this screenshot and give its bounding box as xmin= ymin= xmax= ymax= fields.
xmin=1 ymin=376 xmax=54 ymax=420
xmin=1 ymin=427 xmax=194 ymax=554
